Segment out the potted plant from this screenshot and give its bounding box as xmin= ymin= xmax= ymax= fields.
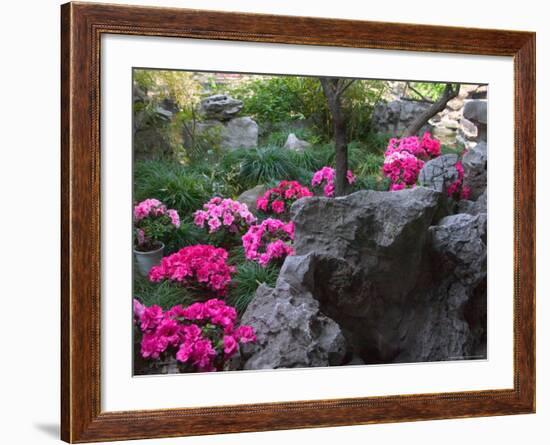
xmin=133 ymin=198 xmax=180 ymax=276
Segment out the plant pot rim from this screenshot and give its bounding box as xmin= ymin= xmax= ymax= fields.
xmin=133 ymin=242 xmax=165 ymax=255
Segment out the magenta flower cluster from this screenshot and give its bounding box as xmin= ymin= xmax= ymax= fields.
xmin=149 ymin=245 xmax=236 ymax=296
xmin=256 ymin=180 xmax=313 ymax=215
xmin=446 ymin=160 xmax=471 ymax=200
xmin=133 ymin=298 xmax=256 ymax=372
xmin=134 ymin=198 xmax=180 ymax=227
xmin=133 ymin=198 xmax=180 ymax=250
xmin=382 ymin=132 xmax=441 ymax=191
xmin=193 ymin=197 xmax=257 ymax=234
xmin=242 ymin=218 xmax=295 ymax=267
xmin=311 ymin=166 xmax=356 ymax=197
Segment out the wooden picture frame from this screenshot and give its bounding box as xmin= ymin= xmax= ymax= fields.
xmin=61 ymin=2 xmax=535 ymax=442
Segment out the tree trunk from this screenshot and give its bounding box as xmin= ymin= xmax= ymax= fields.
xmin=320 ymin=78 xmax=353 ymax=197
xmin=402 ymin=83 xmax=460 ymax=137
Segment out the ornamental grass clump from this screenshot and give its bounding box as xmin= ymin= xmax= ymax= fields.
xmin=256 ymin=180 xmax=313 ymax=215
xmin=133 ymin=198 xmax=180 ymax=251
xmin=382 ymin=132 xmax=441 ymax=191
xmin=148 ymin=244 xmax=235 ymax=296
xmin=133 ymin=298 xmax=256 ymax=372
xmin=311 ymin=166 xmax=356 ymax=197
xmin=242 ymin=218 xmax=294 ymax=267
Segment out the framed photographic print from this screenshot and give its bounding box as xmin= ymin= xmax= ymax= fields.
xmin=61 ymin=2 xmax=535 ymax=442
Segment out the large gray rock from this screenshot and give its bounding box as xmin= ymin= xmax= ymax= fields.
xmin=200 ymin=94 xmax=243 ymax=121
xmin=463 ymin=100 xmax=487 ymax=125
xmin=418 ymin=154 xmax=460 ymax=193
xmin=240 ymin=281 xmax=347 ymax=369
xmin=287 ymin=188 xmax=444 ymax=362
xmin=278 ymin=188 xmax=487 ymax=364
xmin=429 ymin=213 xmax=487 ymax=286
xmin=458 ymin=188 xmax=487 ymax=215
xmin=462 ymin=142 xmax=487 ymax=199
xmin=221 ymin=117 xmax=258 ymax=149
xmin=462 ymin=100 xmax=487 ymax=146
xmin=236 ymin=184 xmax=268 ymax=213
xmin=283 ymin=133 xmax=311 ymax=151
xmin=397 ymin=213 xmax=488 ymax=362
xmin=195 ymin=116 xmax=258 ymax=150
xmin=371 ymin=100 xmax=433 ymax=135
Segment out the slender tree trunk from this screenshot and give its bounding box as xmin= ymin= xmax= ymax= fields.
xmin=320 ymin=78 xmax=352 ymax=197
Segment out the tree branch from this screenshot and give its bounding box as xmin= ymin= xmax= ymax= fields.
xmin=402 ymin=83 xmax=460 ymax=137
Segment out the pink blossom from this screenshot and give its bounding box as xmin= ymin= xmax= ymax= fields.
xmin=135 ymin=299 xmax=256 ymax=373
xmin=271 ymin=200 xmax=285 ymax=214
xmin=223 ymin=335 xmax=238 ymax=356
xmin=312 ymin=166 xmax=355 ymax=197
xmin=194 ymin=198 xmax=256 ymax=235
xmin=256 ymin=181 xmax=312 ymax=214
xmin=139 ymin=305 xmax=163 ymax=332
xmin=167 ymin=209 xmax=180 ymax=228
xmin=234 ymin=325 xmax=257 ymax=344
xmin=148 ymin=245 xmax=235 ymax=295
xmin=242 ymin=218 xmax=294 ymax=267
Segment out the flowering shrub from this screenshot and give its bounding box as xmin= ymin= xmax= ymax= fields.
xmin=134 ymin=198 xmax=180 ymax=251
xmin=133 ymin=298 xmax=256 ymax=372
xmin=193 ymin=197 xmax=256 ymax=234
xmin=311 ymin=166 xmax=356 ymax=197
xmin=149 ymin=245 xmax=235 ymax=296
xmin=382 ymin=150 xmax=425 ymax=191
xmin=256 ymin=180 xmax=313 ymax=215
xmin=446 ymin=160 xmax=471 ymax=200
xmin=242 ymin=218 xmax=294 ymax=267
xmin=382 ymin=132 xmax=441 ymax=191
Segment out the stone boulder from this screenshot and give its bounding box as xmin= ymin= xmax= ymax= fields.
xmin=195 ymin=116 xmax=258 ymax=150
xmin=396 ymin=213 xmax=488 ymax=362
xmin=240 ymin=281 xmax=347 ymax=369
xmin=236 ymin=184 xmax=268 ymax=213
xmin=462 ymin=142 xmax=487 ymax=199
xmin=200 ymin=94 xmax=243 ymax=121
xmin=283 ymin=133 xmax=311 ymax=151
xmin=287 ymin=188 xmax=443 ymax=362
xmin=418 ymin=154 xmax=460 ymax=193
xmin=462 ymin=99 xmax=487 ymax=145
xmin=458 ymin=188 xmax=487 ymax=215
xmin=371 ymin=100 xmax=433 ymax=135
xmin=463 ymin=100 xmax=487 ymax=125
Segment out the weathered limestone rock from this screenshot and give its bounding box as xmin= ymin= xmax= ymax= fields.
xmin=283 ymin=133 xmax=311 ymax=151
xmin=195 ymin=116 xmax=258 ymax=150
xmin=418 ymin=154 xmax=460 ymax=193
xmin=462 ymin=142 xmax=487 ymax=199
xmin=240 ymin=282 xmax=347 ymax=369
xmin=236 ymin=185 xmax=268 ymax=213
xmin=458 ymin=188 xmax=487 ymax=215
xmin=371 ymin=100 xmax=433 ymax=135
xmin=200 ymin=94 xmax=243 ymax=120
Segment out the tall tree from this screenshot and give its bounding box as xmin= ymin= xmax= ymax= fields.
xmin=319 ymin=77 xmax=355 ymax=196
xmin=402 ymin=83 xmax=460 ymax=137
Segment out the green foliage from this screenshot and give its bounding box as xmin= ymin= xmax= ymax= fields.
xmin=341 ymin=80 xmax=387 ymax=140
xmin=232 ymin=76 xmax=326 ymax=126
xmin=221 ymin=147 xmax=300 ymax=190
xmin=134 ymin=274 xmax=195 ymax=309
xmin=134 ymin=160 xmax=213 ymax=215
xmin=404 ymin=82 xmax=447 ymax=102
xmin=227 ymin=262 xmax=280 ymax=313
